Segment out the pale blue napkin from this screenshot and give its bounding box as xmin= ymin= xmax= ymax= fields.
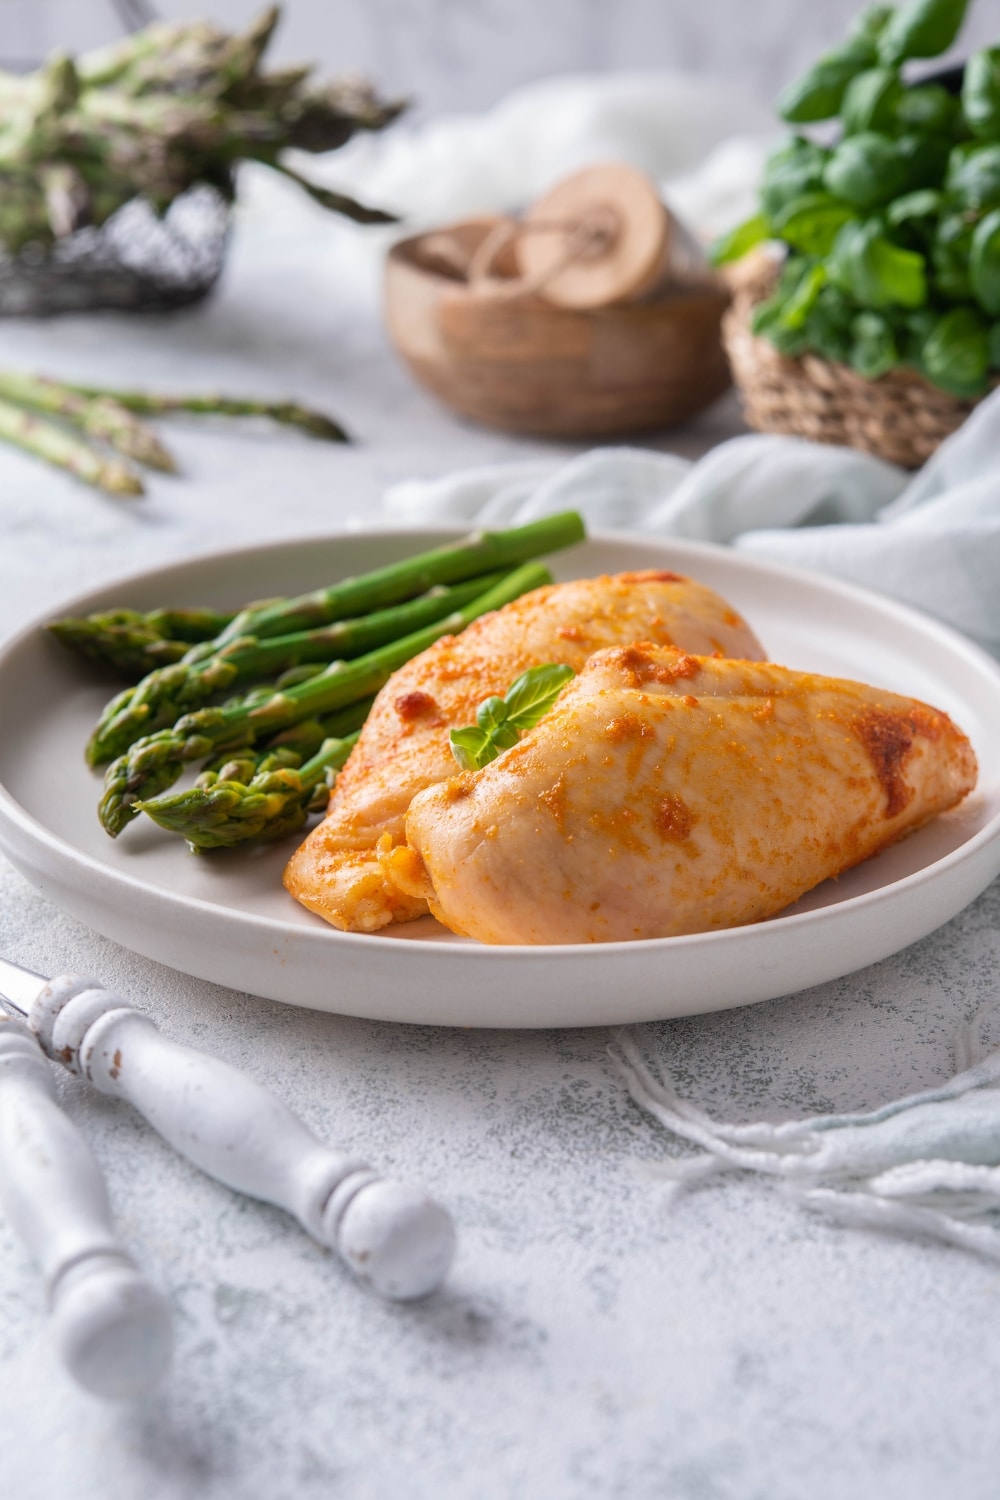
xmin=612 ymin=1008 xmax=1000 ymax=1262
xmin=385 ymin=387 xmax=1000 ymax=657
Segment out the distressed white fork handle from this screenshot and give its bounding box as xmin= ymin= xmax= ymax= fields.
xmin=31 ymin=975 xmax=456 ymax=1303
xmin=0 ymin=1016 xmax=173 ymax=1398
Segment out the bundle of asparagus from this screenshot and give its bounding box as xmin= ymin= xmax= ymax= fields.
xmin=0 ymin=5 xmax=402 ymax=257
xmin=48 ymin=513 xmax=587 ymax=849
xmin=0 ymin=370 xmax=348 ymax=495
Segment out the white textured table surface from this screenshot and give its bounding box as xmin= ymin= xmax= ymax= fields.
xmin=2 ymin=190 xmax=1000 ymax=1500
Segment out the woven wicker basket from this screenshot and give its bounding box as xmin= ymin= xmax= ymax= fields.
xmin=721 ymin=257 xmax=993 ymax=469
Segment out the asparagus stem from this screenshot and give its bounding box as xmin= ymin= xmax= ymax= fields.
xmin=86 ymin=571 xmax=511 ymax=765
xmin=218 ymin=572 xmax=510 ymax=668
xmin=0 ymin=396 xmax=143 ymax=496
xmin=0 ymin=373 xmax=177 ymax=472
xmin=267 ymin=159 xmax=397 ymax=225
xmin=197 ymin=696 xmax=374 ymax=786
xmin=147 ymin=607 xmax=240 ymax=643
xmin=136 ymin=730 xmax=359 ymax=850
xmin=64 ymin=384 xmax=349 ymax=443
xmin=214 ymin=511 xmax=587 ymax=644
xmin=216 ymin=664 xmax=330 ymax=712
xmin=88 ymin=654 xmax=240 ymax=768
xmin=99 ymin=561 xmax=552 ymax=835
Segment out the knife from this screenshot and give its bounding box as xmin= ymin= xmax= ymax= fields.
xmin=0 ymin=1011 xmax=173 ymax=1398
xmin=0 ymin=956 xmax=456 ymax=1304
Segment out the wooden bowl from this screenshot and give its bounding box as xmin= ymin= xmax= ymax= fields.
xmin=384 ymin=218 xmax=733 ymax=439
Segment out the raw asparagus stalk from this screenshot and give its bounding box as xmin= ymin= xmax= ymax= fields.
xmin=208 ymin=4 xmax=281 ymax=97
xmin=99 ymin=562 xmax=552 ymax=835
xmin=65 ymin=385 xmax=349 ymax=443
xmin=0 ymin=373 xmax=176 ymax=471
xmin=48 ymin=606 xmax=235 ymax=678
xmin=267 ymin=160 xmax=397 ymax=225
xmin=75 ymin=20 xmax=230 ymax=93
xmin=136 ymin=731 xmax=359 ymax=850
xmin=0 ymin=396 xmax=142 ymax=496
xmin=214 ymin=511 xmax=586 ymax=645
xmin=86 ymin=572 xmax=511 ymax=765
xmin=0 ymin=8 xmax=405 ymax=256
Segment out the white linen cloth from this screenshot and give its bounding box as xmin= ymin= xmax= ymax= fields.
xmin=384 ymin=393 xmax=1000 ymax=659
xmin=612 ymin=1009 xmax=1000 ymax=1262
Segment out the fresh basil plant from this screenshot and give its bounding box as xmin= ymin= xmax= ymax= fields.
xmin=713 ymin=0 xmax=1000 ymax=398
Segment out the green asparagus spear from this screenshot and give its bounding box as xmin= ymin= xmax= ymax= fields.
xmin=214 ymin=511 xmax=587 ymax=645
xmin=197 ymin=696 xmax=375 ymax=786
xmin=76 ymin=20 xmax=229 ymax=93
xmin=211 ymin=5 xmax=282 ymax=97
xmin=48 ymin=605 xmax=235 ymax=678
xmin=0 ymin=373 xmax=176 ymax=471
xmin=99 ymin=562 xmax=552 ymax=835
xmin=64 ymin=385 xmax=348 ymax=443
xmin=267 ymin=160 xmax=397 ymax=225
xmin=136 ymin=731 xmax=359 ymax=850
xmin=214 ymin=662 xmax=334 ymax=711
xmin=86 ymin=571 xmax=512 ymax=765
xmin=0 ymin=396 xmax=142 ymax=496
xmin=89 ymin=654 xmax=241 ymax=769
xmin=0 ymin=7 xmax=404 ymax=259
xmin=147 ymin=607 xmax=242 ymax=643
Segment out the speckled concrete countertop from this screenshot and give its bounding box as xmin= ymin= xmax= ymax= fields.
xmin=1 ymin=183 xmax=999 ymax=1500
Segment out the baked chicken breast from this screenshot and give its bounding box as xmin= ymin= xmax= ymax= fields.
xmin=284 ymin=572 xmax=765 ymax=931
xmin=402 ymin=643 xmax=978 ymax=945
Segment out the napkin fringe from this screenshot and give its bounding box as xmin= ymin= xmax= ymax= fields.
xmin=611 ymin=1008 xmax=1000 ymax=1259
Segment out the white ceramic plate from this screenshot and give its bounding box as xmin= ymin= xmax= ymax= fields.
xmin=1 ymin=529 xmax=999 ymax=1029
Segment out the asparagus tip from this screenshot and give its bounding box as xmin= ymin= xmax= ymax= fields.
xmin=144 ymin=445 xmax=180 ymax=475
xmin=102 ymin=464 xmax=145 ymax=497
xmin=302 ymin=414 xmax=350 ymax=443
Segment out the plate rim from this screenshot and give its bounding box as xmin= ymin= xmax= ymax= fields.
xmin=1 ymin=522 xmax=999 ymax=967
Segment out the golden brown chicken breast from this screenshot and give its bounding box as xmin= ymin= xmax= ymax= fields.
xmin=402 ymin=644 xmax=978 ymax=945
xmin=284 ymin=572 xmax=766 ymax=931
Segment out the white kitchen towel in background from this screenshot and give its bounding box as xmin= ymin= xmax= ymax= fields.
xmin=384 ymin=388 xmax=1000 ymax=658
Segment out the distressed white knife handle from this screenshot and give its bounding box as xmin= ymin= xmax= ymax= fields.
xmin=0 ymin=1018 xmax=172 ymax=1399
xmin=32 ymin=977 xmax=455 ymax=1301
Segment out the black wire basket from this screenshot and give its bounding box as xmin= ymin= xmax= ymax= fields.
xmin=0 ymin=182 xmax=232 ymax=316
xmin=0 ymin=0 xmax=233 ymax=315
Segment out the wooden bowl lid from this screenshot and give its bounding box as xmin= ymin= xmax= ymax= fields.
xmin=515 ymin=163 xmax=669 ymax=310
